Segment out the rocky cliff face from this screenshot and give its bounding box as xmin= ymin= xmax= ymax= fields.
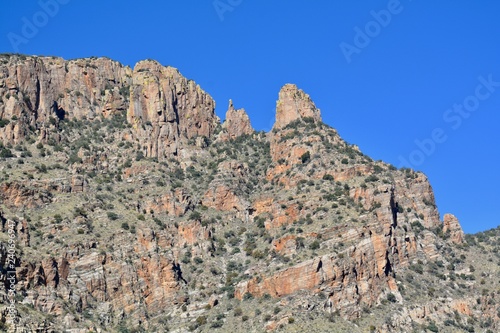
xmin=273 ymin=83 xmax=321 ymax=130
xmin=220 ymin=100 xmax=253 ymax=141
xmin=0 ymin=55 xmax=496 ymax=333
xmin=0 ymin=55 xmax=131 ymax=144
xmin=0 ymin=54 xmax=219 ymax=160
xmin=127 ymin=60 xmax=219 ymax=158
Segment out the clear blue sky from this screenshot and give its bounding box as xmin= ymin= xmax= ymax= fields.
xmin=1 ymin=1 xmax=499 ymax=233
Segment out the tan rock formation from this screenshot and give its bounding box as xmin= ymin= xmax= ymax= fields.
xmin=127 ymin=60 xmax=219 ymax=159
xmin=0 ymin=55 xmax=131 ymax=144
xmin=0 ymin=181 xmax=52 ymax=208
xmin=0 ymin=55 xmax=220 ymax=160
xmin=202 ymin=184 xmax=248 ymax=213
xmin=220 ymin=99 xmax=253 ymax=141
xmin=0 ymin=55 xmax=493 ymax=333
xmin=443 ymin=213 xmax=465 ymax=244
xmin=235 ymin=228 xmax=403 ymax=319
xmin=146 ymin=188 xmax=194 ymax=216
xmin=273 ymin=84 xmax=321 ymax=130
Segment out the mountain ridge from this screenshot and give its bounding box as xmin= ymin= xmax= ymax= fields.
xmin=0 ymin=54 xmax=498 ymax=333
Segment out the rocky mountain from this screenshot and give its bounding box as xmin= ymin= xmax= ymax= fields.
xmin=0 ymin=54 xmax=498 ymax=333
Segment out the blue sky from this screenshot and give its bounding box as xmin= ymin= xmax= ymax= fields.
xmin=1 ymin=0 xmax=499 ymax=233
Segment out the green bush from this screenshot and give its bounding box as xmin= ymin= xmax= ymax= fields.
xmin=0 ymin=119 xmax=9 ymax=127
xmin=189 ymin=211 xmax=201 ymax=221
xmin=107 ymin=212 xmax=119 ymax=220
xmin=301 ymin=151 xmax=311 ymax=164
xmin=135 ymin=151 xmax=144 ymax=161
xmin=53 ymin=214 xmax=63 ymax=223
xmin=193 ymin=257 xmax=203 ymax=264
xmin=427 ymin=322 xmax=439 ymax=332
xmin=243 ymin=292 xmax=253 ymax=300
xmin=322 ymin=174 xmax=334 ymax=181
xmin=309 ymin=240 xmax=320 ymax=250
xmin=195 ymin=316 xmax=207 ymax=326
xmin=0 ymin=146 xmax=13 ymax=158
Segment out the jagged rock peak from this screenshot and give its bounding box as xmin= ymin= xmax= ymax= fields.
xmin=221 ymin=99 xmax=253 ymax=141
xmin=127 ymin=59 xmax=219 ymax=159
xmin=133 ymin=59 xmax=179 ymax=76
xmin=273 ymin=83 xmax=322 ymax=130
xmin=443 ymin=213 xmax=465 ymax=244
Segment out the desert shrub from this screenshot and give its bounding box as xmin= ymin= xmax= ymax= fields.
xmin=410 ymin=264 xmax=423 ymax=274
xmin=309 ymin=240 xmax=320 ymax=250
xmin=243 ymin=292 xmax=253 ymax=300
xmin=189 ymin=211 xmax=201 ymax=221
xmin=365 ymin=175 xmax=379 ymax=182
xmin=0 ymin=119 xmax=10 ymax=127
xmin=322 ymin=174 xmax=334 ymax=181
xmin=193 ymin=257 xmax=203 ymax=264
xmin=0 ymin=146 xmax=13 ymax=158
xmin=427 ymin=322 xmax=439 ymax=332
xmin=301 ymin=151 xmax=311 ymax=164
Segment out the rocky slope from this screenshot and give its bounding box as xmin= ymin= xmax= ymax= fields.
xmin=0 ymin=54 xmax=498 ymax=333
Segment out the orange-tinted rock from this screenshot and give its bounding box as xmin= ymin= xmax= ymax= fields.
xmin=177 ymin=221 xmax=210 ymax=246
xmin=0 ymin=181 xmax=52 ymax=208
xmin=235 ymin=228 xmax=404 ymax=319
xmin=272 ymin=235 xmax=298 ymax=253
xmin=0 ymin=55 xmax=131 ymax=144
xmin=202 ymin=184 xmax=248 ymax=212
xmin=127 ymin=60 xmax=219 ymax=159
xmin=146 ymin=188 xmax=194 ymax=216
xmin=220 ymin=99 xmax=253 ymax=141
xmin=443 ymin=213 xmax=465 ymax=244
xmin=273 ymin=84 xmax=321 ymax=130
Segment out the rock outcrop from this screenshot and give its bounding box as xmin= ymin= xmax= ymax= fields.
xmin=0 ymin=55 xmax=131 ymax=144
xmin=443 ymin=213 xmax=465 ymax=244
xmin=273 ymin=83 xmax=322 ymax=130
xmin=234 ymin=219 xmax=425 ymax=319
xmin=269 ymin=84 xmax=330 ymax=166
xmin=0 ymin=55 xmax=493 ymax=333
xmin=0 ymin=181 xmax=53 ymax=208
xmin=127 ymin=60 xmax=219 ymax=159
xmin=0 ymin=55 xmax=219 ymax=160
xmin=220 ymin=99 xmax=253 ymax=141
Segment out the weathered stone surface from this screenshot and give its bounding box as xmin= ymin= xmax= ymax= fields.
xmin=273 ymin=84 xmax=321 ymax=130
xmin=235 ymin=227 xmax=403 ymax=319
xmin=0 ymin=55 xmax=220 ymax=160
xmin=220 ymin=99 xmax=253 ymax=141
xmin=70 ymin=175 xmax=87 ymax=193
xmin=0 ymin=181 xmax=52 ymax=208
xmin=127 ymin=60 xmax=219 ymax=159
xmin=202 ymin=184 xmax=248 ymax=213
xmin=145 ymin=188 xmax=194 ymax=216
xmin=0 ymin=55 xmax=131 ymax=144
xmin=0 ymin=55 xmax=490 ymax=333
xmin=443 ymin=213 xmax=465 ymax=244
